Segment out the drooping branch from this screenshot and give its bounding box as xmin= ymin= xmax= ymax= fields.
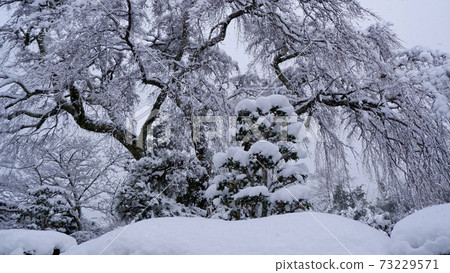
xmin=196 ymin=4 xmax=257 ymax=54
xmin=295 ymin=92 xmax=386 ymax=116
xmin=0 ymin=71 xmax=32 ymax=94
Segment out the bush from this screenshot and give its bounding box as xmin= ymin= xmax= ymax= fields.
xmin=327 ymin=184 xmax=395 ymax=234
xmin=19 ymin=186 xmax=79 ymax=234
xmin=206 ymin=95 xmax=311 ymax=220
xmin=115 ymin=149 xmax=205 ymax=221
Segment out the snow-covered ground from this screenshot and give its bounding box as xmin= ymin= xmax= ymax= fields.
xmin=390 ymin=203 xmax=450 ymax=255
xmin=66 ymin=212 xmax=390 ymax=255
xmin=1 ymin=204 xmax=449 ymax=255
xmin=0 ymin=229 xmax=76 ymax=255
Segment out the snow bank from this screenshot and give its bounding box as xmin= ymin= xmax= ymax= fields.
xmin=65 ymin=212 xmax=390 ymax=255
xmin=391 ymin=203 xmax=450 ymax=255
xmin=0 ymin=229 xmax=77 ymax=255
xmin=4 ymin=204 xmax=449 ymax=255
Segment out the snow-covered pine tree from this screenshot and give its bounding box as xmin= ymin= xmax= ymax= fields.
xmin=20 ymin=185 xmax=78 ymax=233
xmin=115 ymin=149 xmax=205 ymax=222
xmin=0 ymin=200 xmax=20 ymax=230
xmin=206 ymin=95 xmax=310 ymax=220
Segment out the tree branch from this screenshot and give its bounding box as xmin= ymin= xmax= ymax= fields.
xmin=197 ymin=5 xmax=256 ymax=54
xmin=123 ymin=0 xmax=165 ymax=89
xmin=272 ymin=51 xmax=301 ymax=90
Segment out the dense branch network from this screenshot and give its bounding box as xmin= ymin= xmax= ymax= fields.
xmin=0 ymin=0 xmax=448 ymax=211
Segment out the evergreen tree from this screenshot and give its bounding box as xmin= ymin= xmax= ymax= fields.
xmin=206 ymin=95 xmax=310 ymax=220
xmin=327 ymin=184 xmax=394 ymax=234
xmin=20 ymin=186 xmax=79 ymax=233
xmin=116 ymin=149 xmax=205 ymax=222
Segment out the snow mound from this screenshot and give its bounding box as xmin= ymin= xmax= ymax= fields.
xmin=0 ymin=229 xmax=77 ymax=255
xmin=65 ymin=212 xmax=390 ymax=255
xmin=391 ymin=203 xmax=450 ymax=255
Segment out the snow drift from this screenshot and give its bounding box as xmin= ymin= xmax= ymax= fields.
xmin=65 ymin=212 xmax=391 ymax=255
xmin=2 ymin=204 xmax=448 ymax=255
xmin=0 ymin=229 xmax=76 ymax=255
xmin=391 ymin=203 xmax=450 ymax=255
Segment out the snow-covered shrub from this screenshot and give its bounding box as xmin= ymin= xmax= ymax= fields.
xmin=175 ymin=158 xmax=209 ymax=211
xmin=115 ymin=149 xmax=203 ymax=221
xmin=327 ymin=184 xmax=394 ymax=233
xmin=19 ymin=186 xmax=79 ymax=234
xmin=70 ymin=230 xmax=99 ymax=244
xmin=206 ymin=95 xmax=310 ymax=220
xmin=0 ymin=201 xmax=21 ymax=229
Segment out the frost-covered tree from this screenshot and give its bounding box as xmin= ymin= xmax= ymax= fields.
xmin=0 ymin=0 xmax=448 ymax=218
xmin=326 ymin=184 xmax=394 ymax=234
xmin=0 ymin=133 xmax=128 ymax=233
xmin=0 ymin=0 xmax=238 ymax=162
xmin=206 ymin=95 xmax=310 ymax=220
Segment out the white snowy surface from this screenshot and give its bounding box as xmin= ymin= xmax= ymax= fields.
xmin=233 ymin=186 xmax=270 ymax=199
xmin=2 ymin=205 xmax=448 ymax=255
xmin=65 ymin=212 xmax=390 ymax=255
xmin=390 ymin=203 xmax=450 ymax=255
xmin=270 ymin=184 xmax=311 ymax=203
xmin=0 ymin=229 xmax=77 ymax=255
xmin=235 ymin=95 xmax=296 ymax=116
xmin=213 ymin=147 xmax=249 ymax=167
xmin=235 ymin=98 xmax=257 ymax=114
xmin=204 ymin=183 xmax=221 ymax=199
xmin=278 ymin=161 xmax=309 ymax=178
xmin=249 ymin=141 xmax=282 ymax=162
xmin=213 ymin=141 xmax=286 ymax=168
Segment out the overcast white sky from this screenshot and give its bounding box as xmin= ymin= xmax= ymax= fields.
xmin=359 ymin=0 xmax=450 ymax=52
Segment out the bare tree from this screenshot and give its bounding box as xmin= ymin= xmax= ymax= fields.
xmin=1 ymin=132 xmax=128 ymax=231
